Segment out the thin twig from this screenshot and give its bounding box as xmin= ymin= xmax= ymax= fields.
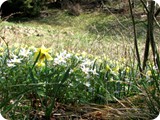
xmin=128 ymin=0 xmax=142 ymax=73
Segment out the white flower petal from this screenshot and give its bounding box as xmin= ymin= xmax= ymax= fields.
xmin=7 ymin=63 xmax=16 ymax=67
xmin=19 ymin=48 xmax=32 ymax=57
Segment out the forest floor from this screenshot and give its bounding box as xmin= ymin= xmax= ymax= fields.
xmin=0 ymin=7 xmax=160 ymax=120
xmin=29 ymin=94 xmax=151 ymax=119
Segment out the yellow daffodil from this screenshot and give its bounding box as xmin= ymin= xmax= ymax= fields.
xmin=0 ymin=47 xmax=4 ymax=51
xmin=81 ymin=51 xmax=87 ymax=57
xmin=106 ymin=64 xmax=111 ymax=71
xmin=34 ymin=45 xmax=53 ymax=65
xmin=36 ymin=61 xmax=45 ymax=67
xmin=146 ymin=70 xmax=152 ymax=77
xmin=0 ymin=47 xmax=4 ymax=56
xmin=125 ymin=66 xmax=130 ymax=73
xmin=112 ymin=66 xmax=119 ymax=74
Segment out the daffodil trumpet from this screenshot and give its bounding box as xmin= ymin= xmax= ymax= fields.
xmin=33 ymin=45 xmax=53 ymax=67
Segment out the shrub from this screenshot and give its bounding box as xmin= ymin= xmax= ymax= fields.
xmin=8 ymin=0 xmax=45 ymax=17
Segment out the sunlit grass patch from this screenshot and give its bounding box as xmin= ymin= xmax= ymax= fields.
xmin=0 ymin=10 xmax=151 ymax=59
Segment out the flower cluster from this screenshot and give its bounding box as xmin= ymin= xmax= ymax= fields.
xmin=80 ymin=58 xmax=98 ymax=76
xmin=5 ymin=47 xmax=32 ymax=67
xmin=0 ymin=44 xmax=159 ymax=103
xmin=7 ymin=54 xmax=23 ymax=67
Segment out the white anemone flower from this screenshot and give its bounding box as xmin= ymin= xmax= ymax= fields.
xmin=7 ymin=54 xmax=22 ymax=67
xmin=10 ymin=57 xmax=22 ymax=63
xmin=84 ymin=82 xmax=91 ymax=87
xmin=59 ymin=50 xmax=72 ymax=59
xmin=90 ymin=68 xmax=99 ymax=76
xmin=7 ymin=62 xmax=16 ymax=67
xmin=19 ymin=48 xmax=32 ymax=57
xmin=54 ymin=56 xmax=66 ymax=65
xmin=81 ymin=58 xmax=94 ymax=67
xmin=81 ymin=65 xmax=90 ymax=75
xmin=11 ymin=54 xmax=18 ymax=59
xmin=75 ymin=55 xmax=83 ymax=61
xmin=53 ymin=51 xmax=72 ymax=65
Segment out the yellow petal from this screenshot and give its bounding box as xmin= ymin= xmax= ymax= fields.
xmin=45 ymin=53 xmax=53 ymax=61
xmin=36 ymin=61 xmax=45 ymax=67
xmin=34 ymin=45 xmax=53 ymax=62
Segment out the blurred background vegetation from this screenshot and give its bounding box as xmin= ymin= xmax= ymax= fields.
xmin=1 ymin=0 xmax=137 ymax=17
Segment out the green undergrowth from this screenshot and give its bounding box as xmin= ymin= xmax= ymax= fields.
xmin=0 ymin=9 xmax=160 ymax=119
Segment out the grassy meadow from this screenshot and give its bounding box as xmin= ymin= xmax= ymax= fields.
xmin=0 ymin=9 xmax=160 ymax=119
